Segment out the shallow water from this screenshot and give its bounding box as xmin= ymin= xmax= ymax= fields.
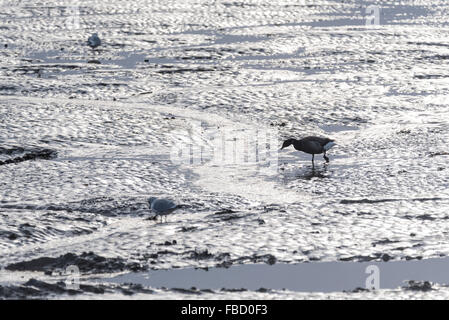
xmin=1 ymin=0 xmax=449 ymax=299
xmin=107 ymin=258 xmax=449 ymax=293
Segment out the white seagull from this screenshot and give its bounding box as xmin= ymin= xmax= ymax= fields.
xmin=148 ymin=197 xmax=178 ymax=222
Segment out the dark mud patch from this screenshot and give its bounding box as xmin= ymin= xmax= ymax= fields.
xmin=187 ymin=249 xmax=215 ymax=261
xmin=403 ymin=214 xmax=436 ymax=221
xmin=0 ymin=147 xmax=56 ymax=166
xmin=64 ymin=196 xmax=148 ymax=216
xmin=340 ymin=197 xmax=444 ymax=204
xmin=414 ymin=74 xmax=449 ymax=80
xmin=179 ymin=226 xmax=198 ymax=232
xmin=118 ymin=283 xmax=154 ymax=296
xmin=0 ymin=196 xmax=149 ymax=217
xmin=220 ymin=287 xmax=247 ymax=292
xmin=403 ymin=280 xmax=433 ymax=292
xmin=178 ymin=56 xmax=214 ymax=61
xmin=216 ymin=214 xmax=245 ymax=222
xmin=231 ymin=254 xmax=277 ymax=266
xmin=208 ymin=210 xmax=251 ymax=222
xmin=214 ymin=209 xmax=236 ymax=214
xmin=408 ymin=41 xmax=449 ymax=48
xmin=0 ymin=85 xmax=18 ymax=92
xmin=5 ymin=252 xmax=147 ymax=274
xmin=93 ymin=82 xmax=128 ymax=88
xmin=169 ymin=287 xmax=202 ymax=295
xmin=0 ymin=279 xmax=156 ymax=299
xmin=339 ymin=253 xmax=392 ymax=262
xmin=428 ymin=151 xmax=449 ymax=157
xmin=0 ymin=223 xmax=70 ymax=244
xmin=340 ymin=253 xmax=423 ymax=262
xmin=0 ymin=230 xmax=19 ymax=240
xmin=156 ymin=66 xmax=225 ymax=74
xmin=13 ymin=64 xmax=81 ymax=74
xmin=0 ymin=279 xmax=109 ymax=299
xmin=372 ymin=239 xmax=400 ymax=247
xmin=405 ymin=256 xmax=423 ymax=261
xmin=345 ymin=287 xmax=370 ymax=293
xmin=158 ymin=240 xmax=177 ymax=246
xmin=155 ymin=249 xmax=177 ymax=256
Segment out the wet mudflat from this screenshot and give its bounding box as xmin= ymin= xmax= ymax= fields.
xmin=1 ymin=0 xmax=449 ymax=299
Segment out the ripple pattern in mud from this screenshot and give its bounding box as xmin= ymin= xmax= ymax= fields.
xmin=1 ymin=0 xmax=449 ymax=299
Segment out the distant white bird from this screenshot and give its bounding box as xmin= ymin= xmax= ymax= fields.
xmin=87 ymin=33 xmax=101 ymax=49
xmin=148 ymin=197 xmax=178 ymax=222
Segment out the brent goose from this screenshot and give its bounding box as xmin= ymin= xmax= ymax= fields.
xmin=281 ymin=136 xmax=336 ymax=166
xmin=148 ymin=197 xmax=178 ymax=222
xmin=87 ymin=33 xmax=101 ymax=49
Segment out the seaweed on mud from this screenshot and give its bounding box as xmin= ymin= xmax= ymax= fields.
xmin=428 ymin=151 xmax=449 ymax=157
xmin=156 ymin=67 xmax=220 ymax=74
xmin=221 ymin=288 xmax=247 ymax=292
xmin=0 ymin=279 xmax=109 ymax=299
xmin=179 ymin=226 xmax=197 ymax=232
xmin=170 ymin=287 xmax=202 ymax=295
xmin=231 ymin=254 xmax=277 ymax=265
xmin=403 ymin=280 xmax=433 ymax=292
xmin=405 ymin=256 xmax=423 ymax=261
xmin=215 ymin=260 xmax=233 ymax=268
xmin=119 ymin=283 xmax=154 ymax=296
xmin=187 ymin=249 xmax=214 ymax=260
xmin=372 ymin=238 xmax=399 ymax=247
xmin=339 ymin=253 xmax=392 ymax=262
xmin=159 ymin=240 xmax=177 ymax=246
xmin=214 ymin=209 xmax=236 ymax=214
xmin=340 ymin=197 xmax=444 ymax=204
xmin=403 ymin=214 xmax=436 ymax=221
xmin=5 ymin=252 xmax=147 ymax=274
xmin=346 ymin=287 xmax=370 ymax=293
xmin=210 ymin=210 xmax=252 ymax=222
xmin=0 ymin=279 xmax=156 ymax=299
xmin=0 ymin=148 xmax=56 ymax=166
xmin=0 ymin=230 xmax=19 ymax=240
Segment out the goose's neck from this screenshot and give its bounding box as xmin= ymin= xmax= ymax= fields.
xmin=292 ymin=139 xmax=302 ymax=149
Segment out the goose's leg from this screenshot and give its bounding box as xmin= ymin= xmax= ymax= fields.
xmin=312 ymin=154 xmax=315 ymax=167
xmin=323 ymin=151 xmax=329 ymax=163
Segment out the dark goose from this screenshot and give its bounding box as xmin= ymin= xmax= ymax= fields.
xmin=281 ymin=136 xmax=336 ymax=166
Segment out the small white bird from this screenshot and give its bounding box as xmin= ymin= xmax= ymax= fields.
xmin=87 ymin=33 xmax=101 ymax=49
xmin=148 ymin=197 xmax=178 ymax=222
